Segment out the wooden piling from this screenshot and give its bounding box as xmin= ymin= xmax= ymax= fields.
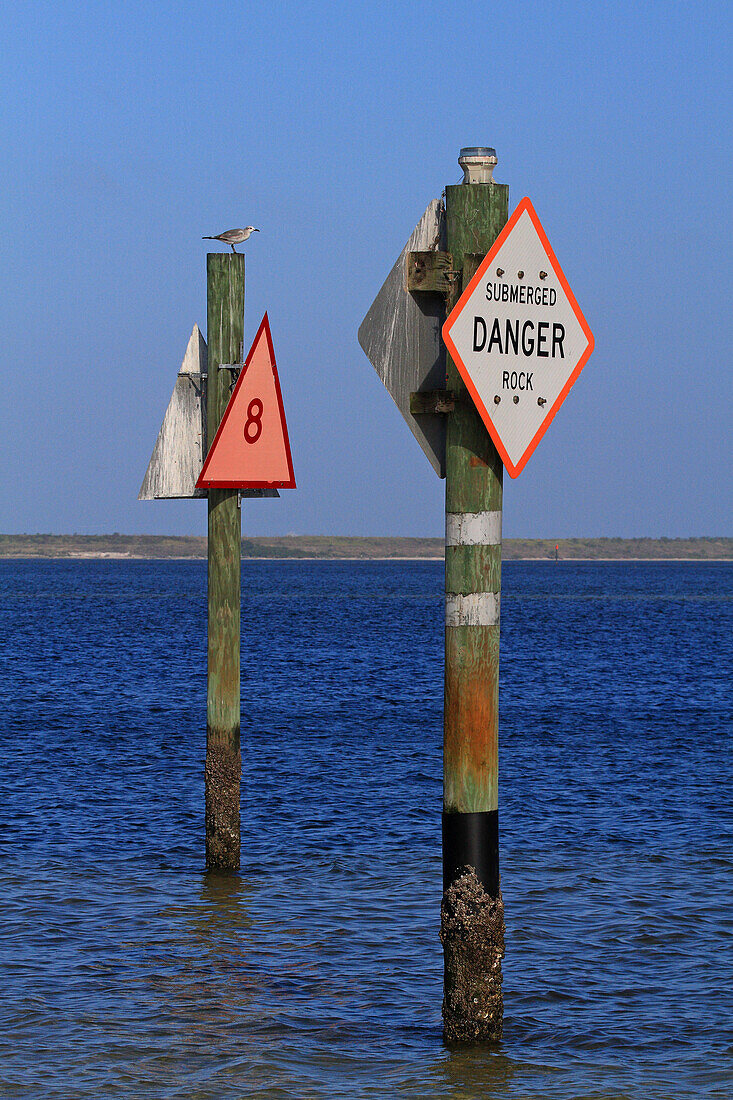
xmin=205 ymin=253 xmax=245 ymax=871
xmin=441 ymin=176 xmax=509 ymax=1042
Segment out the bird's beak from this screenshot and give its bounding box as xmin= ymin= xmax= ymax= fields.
xmin=254 ymin=228 xmax=260 ymax=231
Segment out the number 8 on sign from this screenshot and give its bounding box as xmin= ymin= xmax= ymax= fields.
xmin=244 ymin=399 xmax=263 ymax=444
xmin=196 ymin=313 xmax=296 ymax=490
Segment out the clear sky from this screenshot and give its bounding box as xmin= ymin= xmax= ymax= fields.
xmin=1 ymin=1 xmax=730 ymax=538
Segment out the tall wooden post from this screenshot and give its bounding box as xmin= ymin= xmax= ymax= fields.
xmin=205 ymin=253 xmax=245 ymax=871
xmin=441 ymin=149 xmax=509 ymax=1042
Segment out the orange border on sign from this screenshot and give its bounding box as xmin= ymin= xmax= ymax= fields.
xmin=196 ymin=312 xmax=296 ymax=490
xmin=442 ymin=196 xmax=595 ymax=478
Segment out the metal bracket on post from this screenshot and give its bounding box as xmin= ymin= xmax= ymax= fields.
xmin=219 ymin=363 xmax=241 ymax=394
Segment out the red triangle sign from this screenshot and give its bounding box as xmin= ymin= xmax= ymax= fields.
xmin=196 ymin=314 xmax=296 ymax=489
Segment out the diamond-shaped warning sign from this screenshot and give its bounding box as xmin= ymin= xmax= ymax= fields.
xmin=196 ymin=313 xmax=295 ymax=490
xmin=442 ymin=197 xmax=594 ymax=477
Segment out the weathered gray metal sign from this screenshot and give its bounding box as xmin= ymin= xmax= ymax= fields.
xmin=358 ymin=200 xmax=447 ymax=477
xmin=139 ymin=325 xmax=208 ymax=499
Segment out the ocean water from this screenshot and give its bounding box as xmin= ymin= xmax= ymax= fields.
xmin=0 ymin=559 xmax=730 ymax=1099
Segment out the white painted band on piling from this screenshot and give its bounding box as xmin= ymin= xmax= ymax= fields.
xmin=446 ymin=511 xmax=502 ymax=547
xmin=445 ymin=592 xmax=500 ymax=627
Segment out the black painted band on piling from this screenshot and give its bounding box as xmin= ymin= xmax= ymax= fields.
xmin=443 ymin=810 xmax=499 ymax=896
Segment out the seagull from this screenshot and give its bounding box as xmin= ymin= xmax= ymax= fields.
xmin=202 ymin=227 xmax=260 ymax=252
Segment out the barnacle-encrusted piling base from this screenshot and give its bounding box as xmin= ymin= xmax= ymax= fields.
xmin=441 ymin=868 xmax=504 ymax=1043
xmin=205 ymin=742 xmax=241 ymax=871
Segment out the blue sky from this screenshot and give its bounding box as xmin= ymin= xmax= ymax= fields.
xmin=1 ymin=1 xmax=730 ymax=537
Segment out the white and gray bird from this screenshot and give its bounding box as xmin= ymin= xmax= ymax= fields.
xmin=202 ymin=226 xmax=260 ymax=252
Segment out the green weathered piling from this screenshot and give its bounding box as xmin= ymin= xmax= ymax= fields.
xmin=441 ymin=165 xmax=509 ymax=1042
xmin=205 ymin=253 xmax=245 ymax=871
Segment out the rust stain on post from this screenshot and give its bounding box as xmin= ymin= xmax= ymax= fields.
xmin=444 ymin=625 xmax=500 ymax=813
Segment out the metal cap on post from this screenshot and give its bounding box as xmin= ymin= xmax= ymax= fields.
xmin=458 ymin=147 xmax=497 ymax=185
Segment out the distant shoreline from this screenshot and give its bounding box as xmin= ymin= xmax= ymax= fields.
xmin=3 ymin=554 xmax=732 ymax=564
xmin=1 ymin=535 xmax=730 ymax=562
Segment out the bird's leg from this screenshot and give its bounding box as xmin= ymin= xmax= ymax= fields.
xmin=231 ymin=244 xmax=237 ymax=253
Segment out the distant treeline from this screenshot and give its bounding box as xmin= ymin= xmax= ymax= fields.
xmin=0 ymin=534 xmax=731 ymax=560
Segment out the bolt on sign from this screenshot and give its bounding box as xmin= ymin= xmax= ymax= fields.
xmin=196 ymin=313 xmax=295 ymax=490
xmin=442 ymin=197 xmax=594 ymax=477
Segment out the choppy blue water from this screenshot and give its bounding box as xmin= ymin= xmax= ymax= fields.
xmin=0 ymin=559 xmax=731 ymax=1099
